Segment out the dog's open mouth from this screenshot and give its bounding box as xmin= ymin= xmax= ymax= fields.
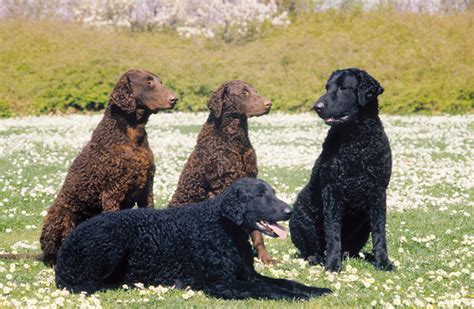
xmin=256 ymin=221 xmax=287 ymax=239
xmin=323 ymin=115 xmax=349 ymax=124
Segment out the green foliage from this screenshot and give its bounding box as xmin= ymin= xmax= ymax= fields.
xmin=0 ymin=99 xmax=11 ymax=117
xmin=0 ymin=11 xmax=473 ymax=116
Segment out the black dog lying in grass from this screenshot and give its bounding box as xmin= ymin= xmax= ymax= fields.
xmin=55 ymin=178 xmax=331 ymax=300
xmin=290 ymin=68 xmax=393 ymax=272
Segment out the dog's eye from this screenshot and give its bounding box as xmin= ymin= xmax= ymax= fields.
xmin=146 ymin=80 xmax=153 ymax=86
xmin=243 ymin=90 xmax=250 ymax=96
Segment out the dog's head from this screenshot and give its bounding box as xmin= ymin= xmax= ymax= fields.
xmin=313 ymin=68 xmax=384 ymax=126
xmin=220 ymin=178 xmax=292 ymax=239
xmin=110 ymin=69 xmax=178 ymax=114
xmin=207 ymin=80 xmax=272 ymax=120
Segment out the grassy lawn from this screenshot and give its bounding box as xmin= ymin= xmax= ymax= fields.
xmin=0 ymin=113 xmax=472 ymax=307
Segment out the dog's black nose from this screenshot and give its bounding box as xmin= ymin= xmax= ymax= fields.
xmin=284 ymin=207 xmax=293 ymax=215
xmin=313 ymin=101 xmax=325 ymax=112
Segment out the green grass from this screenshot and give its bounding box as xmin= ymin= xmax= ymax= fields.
xmin=0 ymin=10 xmax=473 ymax=117
xmin=0 ymin=113 xmax=472 ymax=307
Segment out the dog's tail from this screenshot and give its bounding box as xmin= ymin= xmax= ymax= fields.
xmin=0 ymin=252 xmax=44 ymax=261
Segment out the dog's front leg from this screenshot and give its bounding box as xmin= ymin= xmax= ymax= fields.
xmin=250 ymin=231 xmax=278 ymax=265
xmin=322 ymin=186 xmax=343 ymax=272
xmin=137 ymin=174 xmax=154 ymax=208
xmin=369 ymin=192 xmax=393 ymax=270
xmin=101 ymin=170 xmax=141 ymax=211
xmin=100 ymin=189 xmax=127 ymax=212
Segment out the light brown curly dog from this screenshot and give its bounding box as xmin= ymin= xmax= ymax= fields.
xmin=168 ymin=80 xmax=277 ymax=264
xmin=38 ymin=69 xmax=178 ymax=265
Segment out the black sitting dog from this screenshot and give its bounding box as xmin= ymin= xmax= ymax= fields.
xmin=55 ymin=178 xmax=331 ymax=300
xmin=289 ymin=68 xmax=393 ymax=272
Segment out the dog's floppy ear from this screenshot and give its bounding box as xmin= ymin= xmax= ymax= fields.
xmin=110 ymin=73 xmax=136 ymax=113
xmin=220 ymin=184 xmax=246 ymax=225
xmin=357 ymin=71 xmax=384 ymax=107
xmin=207 ymin=82 xmax=229 ymax=119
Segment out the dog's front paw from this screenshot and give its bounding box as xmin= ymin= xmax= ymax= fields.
xmin=324 ymin=258 xmax=342 ymax=272
xmin=307 ymin=254 xmax=324 ymax=266
xmin=258 ymin=252 xmax=278 ymax=265
xmin=373 ymin=252 xmax=395 ymax=271
xmin=376 ymin=259 xmax=395 ymax=271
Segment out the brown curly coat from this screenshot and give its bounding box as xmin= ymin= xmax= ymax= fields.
xmin=169 ymin=80 xmax=277 ymax=264
xmin=39 ymin=69 xmax=178 ymax=265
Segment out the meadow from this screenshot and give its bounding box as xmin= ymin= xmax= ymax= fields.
xmin=0 ymin=112 xmax=472 ymax=307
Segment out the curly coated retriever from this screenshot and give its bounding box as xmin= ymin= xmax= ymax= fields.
xmin=39 ymin=69 xmax=178 ymax=265
xmin=168 ymin=80 xmax=277 ymax=264
xmin=289 ymin=68 xmax=393 ymax=272
xmin=55 ymin=178 xmax=331 ymax=300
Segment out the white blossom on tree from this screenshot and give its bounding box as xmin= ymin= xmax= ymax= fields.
xmin=0 ymin=0 xmax=471 ymax=39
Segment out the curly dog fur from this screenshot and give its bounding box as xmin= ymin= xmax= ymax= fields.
xmin=289 ymin=68 xmax=393 ymax=272
xmin=168 ymin=80 xmax=278 ymax=264
xmin=39 ymin=69 xmax=178 ymax=265
xmin=55 ymin=178 xmax=331 ymax=300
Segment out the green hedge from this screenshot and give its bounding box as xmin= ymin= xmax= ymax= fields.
xmin=0 ymin=99 xmax=11 ymax=117
xmin=0 ymin=11 xmax=473 ymax=117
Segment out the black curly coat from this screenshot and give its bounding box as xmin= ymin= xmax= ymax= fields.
xmin=289 ymin=68 xmax=393 ymax=272
xmin=55 ymin=178 xmax=331 ymax=300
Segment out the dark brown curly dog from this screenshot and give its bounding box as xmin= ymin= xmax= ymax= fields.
xmin=36 ymin=69 xmax=178 ymax=265
xmin=168 ymin=80 xmax=276 ymax=264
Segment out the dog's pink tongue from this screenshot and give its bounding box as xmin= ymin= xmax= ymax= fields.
xmin=269 ymin=222 xmax=287 ymax=239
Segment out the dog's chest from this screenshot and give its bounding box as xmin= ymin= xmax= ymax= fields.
xmin=320 ymin=138 xmax=391 ymax=195
xmin=115 ymin=143 xmax=155 ymax=184
xmin=210 ymin=141 xmax=257 ymax=176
